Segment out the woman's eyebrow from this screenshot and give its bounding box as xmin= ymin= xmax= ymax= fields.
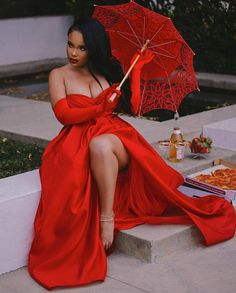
xmin=68 ymin=40 xmax=85 ymax=47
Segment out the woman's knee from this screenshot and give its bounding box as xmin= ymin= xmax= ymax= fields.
xmin=89 ymin=137 xmax=113 ymax=157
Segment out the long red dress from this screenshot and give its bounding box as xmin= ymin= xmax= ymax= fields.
xmin=28 ymin=88 xmax=236 ymax=290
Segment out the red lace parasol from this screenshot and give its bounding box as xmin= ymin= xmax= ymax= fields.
xmin=93 ymin=1 xmax=199 ymax=117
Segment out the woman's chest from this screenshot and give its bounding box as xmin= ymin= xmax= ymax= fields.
xmin=64 ymin=74 xmax=109 ymax=99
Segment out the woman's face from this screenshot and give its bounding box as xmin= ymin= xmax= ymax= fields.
xmin=66 ymin=31 xmax=89 ymax=68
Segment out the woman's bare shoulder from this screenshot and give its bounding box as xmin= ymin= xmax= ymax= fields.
xmin=49 ymin=64 xmax=69 ymax=79
xmin=48 ymin=65 xmax=70 ymax=107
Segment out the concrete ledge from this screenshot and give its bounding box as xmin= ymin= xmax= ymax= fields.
xmin=0 ymin=130 xmax=49 ymax=149
xmin=153 ymin=145 xmax=236 ymax=176
xmin=1 ymin=95 xmax=236 ymax=147
xmin=0 ymin=95 xmax=62 ymax=143
xmin=0 ymin=58 xmax=67 ymax=79
xmin=1 ymin=60 xmax=235 ymax=92
xmin=0 ymin=170 xmax=41 ymax=275
xmin=196 ymin=72 xmax=236 ymax=91
xmin=203 ymin=117 xmax=236 ymax=151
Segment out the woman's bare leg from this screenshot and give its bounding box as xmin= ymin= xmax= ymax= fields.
xmin=89 ymin=134 xmax=130 ymax=249
xmin=90 ymin=145 xmax=118 ymax=250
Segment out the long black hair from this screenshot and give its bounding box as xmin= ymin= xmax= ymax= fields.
xmin=67 ymin=17 xmax=132 ymax=114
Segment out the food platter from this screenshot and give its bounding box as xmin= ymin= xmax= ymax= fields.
xmin=193 ymin=168 xmax=236 ymax=190
xmin=185 ymin=159 xmax=236 ymax=202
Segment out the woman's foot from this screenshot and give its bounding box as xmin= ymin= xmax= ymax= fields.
xmin=100 ymin=212 xmax=114 ymax=250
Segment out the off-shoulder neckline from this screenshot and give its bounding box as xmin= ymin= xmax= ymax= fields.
xmin=66 ymin=85 xmax=113 ymax=100
xmin=66 ymin=93 xmax=97 ymax=100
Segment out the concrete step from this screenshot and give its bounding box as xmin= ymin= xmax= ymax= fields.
xmin=116 ymin=224 xmax=202 ymax=263
xmin=116 ymin=184 xmax=233 ymax=263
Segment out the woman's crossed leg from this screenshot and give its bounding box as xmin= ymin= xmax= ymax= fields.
xmin=89 ymin=134 xmax=130 ymax=250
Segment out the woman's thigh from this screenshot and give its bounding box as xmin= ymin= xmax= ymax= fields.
xmin=89 ymin=134 xmax=130 ymax=170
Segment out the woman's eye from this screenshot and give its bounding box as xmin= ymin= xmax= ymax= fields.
xmin=80 ymin=46 xmax=87 ymax=51
xmin=67 ymin=42 xmax=73 ymax=48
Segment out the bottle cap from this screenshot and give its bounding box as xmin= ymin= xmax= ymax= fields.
xmin=173 ymin=129 xmax=181 ymax=134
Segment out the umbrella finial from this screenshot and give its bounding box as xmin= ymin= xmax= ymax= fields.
xmin=141 ymin=39 xmax=150 ymax=52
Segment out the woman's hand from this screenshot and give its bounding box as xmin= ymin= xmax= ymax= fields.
xmin=101 ymin=84 xmax=121 ymax=115
xmin=130 ymin=49 xmax=154 ymax=71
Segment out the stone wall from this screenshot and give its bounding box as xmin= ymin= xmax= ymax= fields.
xmin=0 ymin=15 xmax=73 ymax=66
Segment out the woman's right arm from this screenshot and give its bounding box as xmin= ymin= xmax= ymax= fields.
xmin=48 ymin=69 xmax=103 ymax=125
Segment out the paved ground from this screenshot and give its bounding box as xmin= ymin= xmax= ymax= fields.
xmin=0 ymin=94 xmax=236 ymax=293
xmin=0 ymin=236 xmax=235 ymax=293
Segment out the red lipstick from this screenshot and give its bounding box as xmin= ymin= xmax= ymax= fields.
xmin=69 ymin=58 xmax=78 ymax=64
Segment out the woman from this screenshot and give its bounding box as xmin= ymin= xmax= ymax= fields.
xmin=28 ymin=18 xmax=236 ymax=290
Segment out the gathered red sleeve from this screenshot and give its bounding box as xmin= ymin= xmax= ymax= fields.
xmin=129 ymin=49 xmax=154 ymax=115
xmin=130 ymin=66 xmax=141 ymax=115
xmin=52 ymin=98 xmax=102 ymax=126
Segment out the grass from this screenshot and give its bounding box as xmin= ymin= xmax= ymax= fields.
xmin=0 ymin=136 xmax=45 ymax=179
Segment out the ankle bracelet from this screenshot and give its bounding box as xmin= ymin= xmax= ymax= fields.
xmin=100 ymin=212 xmax=114 ymax=222
xmin=100 ymin=218 xmax=114 ymax=222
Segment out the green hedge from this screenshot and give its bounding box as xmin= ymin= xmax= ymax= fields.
xmin=1 ymin=0 xmax=235 ymax=75
xmin=162 ymin=1 xmax=236 ymax=75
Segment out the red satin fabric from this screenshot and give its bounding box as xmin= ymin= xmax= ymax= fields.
xmin=28 ymin=89 xmax=236 ymax=290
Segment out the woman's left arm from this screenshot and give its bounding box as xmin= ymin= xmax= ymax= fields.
xmin=130 ymin=50 xmax=154 ymax=115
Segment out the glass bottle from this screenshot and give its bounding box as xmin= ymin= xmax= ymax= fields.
xmin=168 ymin=127 xmax=184 ymax=162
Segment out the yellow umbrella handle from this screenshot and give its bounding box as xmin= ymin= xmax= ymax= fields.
xmin=108 ymin=39 xmax=150 ymax=103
